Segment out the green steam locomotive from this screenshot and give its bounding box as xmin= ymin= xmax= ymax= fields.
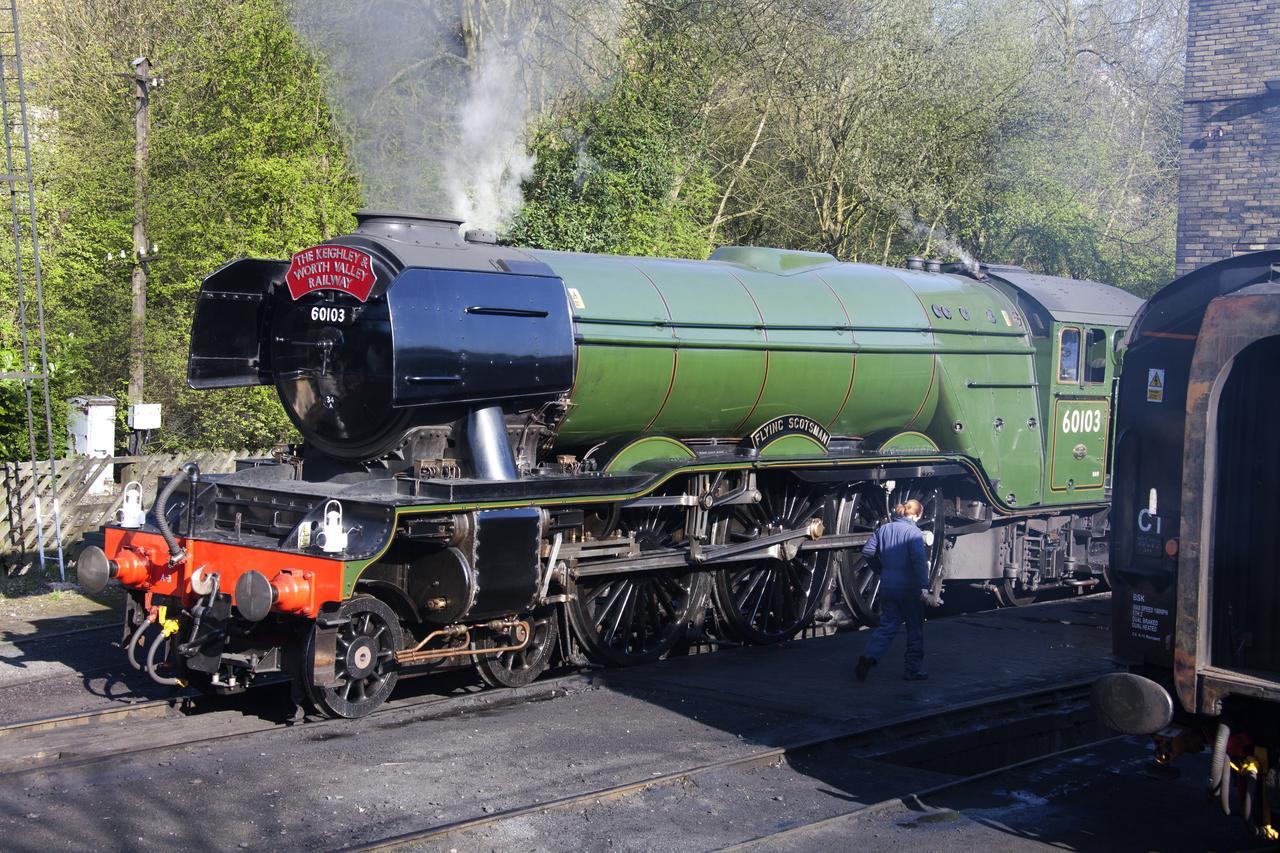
xmin=78 ymin=211 xmax=1141 ymax=717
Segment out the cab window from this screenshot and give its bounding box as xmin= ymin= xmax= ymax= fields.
xmin=1085 ymin=328 xmax=1107 ymax=383
xmin=1058 ymin=327 xmax=1080 ymax=383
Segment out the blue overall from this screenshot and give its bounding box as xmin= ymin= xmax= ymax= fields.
xmin=860 ymin=516 xmax=928 ymax=674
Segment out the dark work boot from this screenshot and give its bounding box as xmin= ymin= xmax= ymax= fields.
xmin=855 ymin=656 xmax=876 ymax=681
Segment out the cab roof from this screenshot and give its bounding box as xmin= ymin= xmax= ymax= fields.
xmin=982 ymin=264 xmax=1143 ymax=327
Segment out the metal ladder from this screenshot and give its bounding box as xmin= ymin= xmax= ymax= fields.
xmin=0 ymin=1 xmax=64 ymax=580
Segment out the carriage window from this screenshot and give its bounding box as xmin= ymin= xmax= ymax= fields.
xmin=1085 ymin=328 xmax=1107 ymax=383
xmin=1058 ymin=327 xmax=1080 ymax=383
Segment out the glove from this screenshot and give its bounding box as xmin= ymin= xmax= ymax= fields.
xmin=920 ymin=589 xmax=944 ymax=608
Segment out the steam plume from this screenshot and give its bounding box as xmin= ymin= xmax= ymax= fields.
xmin=290 ymin=1 xmax=622 ymax=232
xmin=896 ymin=206 xmax=977 ymax=267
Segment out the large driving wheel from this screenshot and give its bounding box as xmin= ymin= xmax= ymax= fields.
xmin=567 ymin=498 xmax=709 ymax=666
xmin=711 ymin=475 xmax=833 ymax=644
xmin=475 ymin=609 xmax=560 ymax=688
xmin=835 ymin=481 xmax=944 ymax=627
xmin=304 ymin=595 xmax=404 ymax=719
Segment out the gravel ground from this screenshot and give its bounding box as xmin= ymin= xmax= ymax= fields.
xmin=0 ymin=597 xmax=1125 ymax=852
xmin=741 ymin=736 xmax=1257 ymax=853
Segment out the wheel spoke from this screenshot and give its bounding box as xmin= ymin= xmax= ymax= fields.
xmin=778 ymin=563 xmax=802 ymax=618
xmin=592 ymin=580 xmax=629 ymax=630
xmin=605 ymin=582 xmax=636 ymax=646
xmin=652 ymin=574 xmax=678 ymax=617
xmin=769 ymin=567 xmax=789 ymax=628
xmin=645 ymin=581 xmax=665 ymax=640
xmin=625 ymin=584 xmax=646 ymax=651
xmin=583 ymin=579 xmax=616 ymax=612
xmin=734 ymin=568 xmax=768 ymax=611
xmin=643 ymin=583 xmax=664 ymax=648
xmin=747 ymin=569 xmax=773 ymax=626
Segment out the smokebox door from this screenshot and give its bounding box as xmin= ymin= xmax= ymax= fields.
xmin=189 ymin=258 xmax=286 ymax=388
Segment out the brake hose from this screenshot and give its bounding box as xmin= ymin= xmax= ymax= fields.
xmin=126 ymin=616 xmax=152 ymax=671
xmin=1211 ymin=722 xmax=1230 ymax=794
xmin=145 ymin=628 xmax=181 ymax=686
xmin=154 ymin=462 xmax=200 ymax=566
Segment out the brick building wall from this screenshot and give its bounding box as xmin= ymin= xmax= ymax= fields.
xmin=1177 ymin=0 xmax=1280 ymax=274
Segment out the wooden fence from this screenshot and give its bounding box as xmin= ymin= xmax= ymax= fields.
xmin=1 ymin=450 xmax=251 ymax=577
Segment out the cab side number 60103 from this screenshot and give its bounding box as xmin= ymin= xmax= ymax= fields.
xmin=1062 ymin=408 xmax=1103 ymax=433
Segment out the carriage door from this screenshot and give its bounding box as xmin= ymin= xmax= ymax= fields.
xmin=1049 ymin=326 xmax=1110 ymax=495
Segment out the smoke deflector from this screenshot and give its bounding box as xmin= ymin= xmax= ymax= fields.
xmin=387 ymin=266 xmax=574 ymax=409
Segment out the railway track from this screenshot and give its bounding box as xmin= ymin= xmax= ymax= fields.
xmin=0 ymin=592 xmax=1106 ymax=777
xmin=345 ymin=680 xmax=1105 ymax=852
xmin=717 ymin=734 xmax=1125 ymax=852
xmin=0 ymin=695 xmax=174 ymax=739
xmin=0 ymin=666 xmax=596 ymax=778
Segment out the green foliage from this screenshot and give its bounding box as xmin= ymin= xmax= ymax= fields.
xmin=509 ymin=0 xmax=1181 ymax=294
xmin=510 ymin=72 xmax=716 ymax=259
xmin=8 ymin=0 xmax=361 ymax=460
xmin=0 ymin=0 xmax=1182 ymax=463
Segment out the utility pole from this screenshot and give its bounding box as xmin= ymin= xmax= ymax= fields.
xmin=128 ymin=56 xmax=150 ymax=418
xmin=122 ymin=57 xmax=163 ymax=454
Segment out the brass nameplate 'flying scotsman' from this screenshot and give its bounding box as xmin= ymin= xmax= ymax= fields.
xmin=749 ymin=415 xmax=832 ymax=450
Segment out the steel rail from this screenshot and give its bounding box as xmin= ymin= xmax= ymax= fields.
xmin=717 ymin=732 xmax=1126 ymax=851
xmin=0 ymin=669 xmax=595 ymax=778
xmin=344 ymin=680 xmax=1096 ymax=852
xmin=0 ymin=697 xmax=176 ymax=740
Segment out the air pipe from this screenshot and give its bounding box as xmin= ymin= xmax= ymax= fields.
xmin=154 ymin=462 xmax=200 ymax=566
xmin=126 ymin=614 xmax=153 ymax=671
xmin=145 ymin=629 xmax=181 ymax=686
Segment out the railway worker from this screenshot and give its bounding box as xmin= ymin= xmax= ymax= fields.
xmin=854 ymin=498 xmax=929 ymax=682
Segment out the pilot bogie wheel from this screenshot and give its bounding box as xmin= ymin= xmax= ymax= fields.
xmin=568 ymin=498 xmax=709 ymax=666
xmin=475 ymin=608 xmax=560 ymax=689
xmin=711 ymin=475 xmax=833 ymax=644
xmin=304 ymin=595 xmax=404 ymax=719
xmin=835 ymin=481 xmax=944 ymax=627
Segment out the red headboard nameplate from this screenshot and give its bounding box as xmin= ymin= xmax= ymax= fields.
xmin=286 ymin=244 xmax=376 ymax=302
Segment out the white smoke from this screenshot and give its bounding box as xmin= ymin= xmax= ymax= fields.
xmin=895 ymin=206 xmax=977 ymax=268
xmin=444 ymin=51 xmax=537 ymax=231
xmin=290 ymin=1 xmax=623 ymax=233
